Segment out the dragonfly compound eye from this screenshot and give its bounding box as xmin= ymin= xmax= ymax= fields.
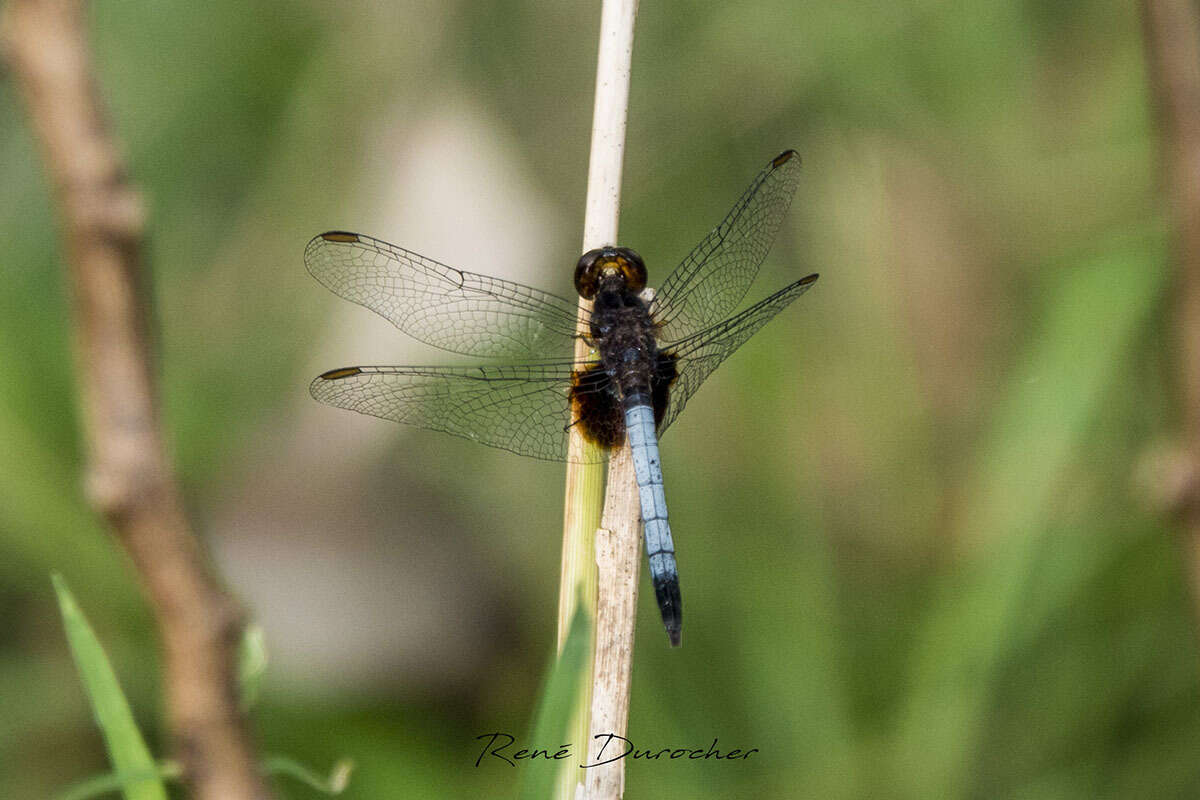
xmin=574 ymin=246 xmax=647 ymax=298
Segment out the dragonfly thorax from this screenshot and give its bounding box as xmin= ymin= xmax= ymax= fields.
xmin=590 ymin=294 xmax=660 ymax=404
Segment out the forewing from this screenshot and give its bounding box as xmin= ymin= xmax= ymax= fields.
xmin=653 ymin=151 xmax=803 ymax=343
xmin=658 ymin=273 xmax=819 ymax=435
xmin=310 ymin=362 xmax=610 ymax=463
xmin=306 ymin=232 xmax=583 ymax=360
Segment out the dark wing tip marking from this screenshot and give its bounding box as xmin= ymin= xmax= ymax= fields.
xmin=772 ymin=149 xmax=800 ymax=168
xmin=319 ymin=231 xmax=361 ymax=243
xmin=799 ymin=273 xmax=819 ymax=286
xmin=318 ymin=366 xmax=363 ymax=380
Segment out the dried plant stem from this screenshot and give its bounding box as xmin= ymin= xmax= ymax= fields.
xmin=2 ymin=1 xmax=271 ymax=798
xmin=585 ymin=444 xmax=641 ymax=799
xmin=1141 ymin=0 xmax=1200 ymax=628
xmin=557 ymin=1 xmax=639 ymax=798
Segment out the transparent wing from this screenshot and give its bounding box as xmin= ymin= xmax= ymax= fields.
xmin=652 ymin=150 xmax=804 ymax=343
xmin=658 ymin=273 xmax=819 ymax=435
xmin=309 ymin=362 xmax=611 ymax=463
xmin=305 ymin=231 xmax=583 ymax=360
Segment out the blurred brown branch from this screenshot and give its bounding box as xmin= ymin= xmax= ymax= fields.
xmin=0 ymin=1 xmax=271 ymax=798
xmin=1142 ymin=0 xmax=1200 ymax=623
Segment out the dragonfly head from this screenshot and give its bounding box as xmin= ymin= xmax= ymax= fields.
xmin=574 ymin=246 xmax=647 ymax=299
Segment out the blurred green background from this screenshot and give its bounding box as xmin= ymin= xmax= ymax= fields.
xmin=1 ymin=0 xmax=1193 ymax=797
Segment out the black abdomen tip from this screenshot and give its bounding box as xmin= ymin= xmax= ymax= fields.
xmin=653 ymin=576 xmax=682 ymax=648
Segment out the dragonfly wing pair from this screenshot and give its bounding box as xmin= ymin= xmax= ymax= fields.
xmin=307 ymin=151 xmax=815 ymax=464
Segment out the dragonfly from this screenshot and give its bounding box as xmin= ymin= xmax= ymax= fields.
xmin=307 ymin=150 xmax=819 ymax=647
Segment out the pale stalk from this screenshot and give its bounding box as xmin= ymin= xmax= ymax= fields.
xmin=556 ymin=1 xmax=639 ymax=799
xmin=584 ymin=441 xmax=641 ymax=800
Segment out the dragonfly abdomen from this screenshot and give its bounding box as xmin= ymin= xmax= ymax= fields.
xmin=623 ymin=400 xmax=682 ymax=647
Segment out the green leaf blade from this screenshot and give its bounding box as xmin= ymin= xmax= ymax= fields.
xmin=52 ymin=573 xmax=168 ymax=800
xmin=518 ymin=605 xmax=592 ymax=800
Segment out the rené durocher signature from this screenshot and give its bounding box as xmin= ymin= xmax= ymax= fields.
xmin=474 ymin=732 xmax=759 ymax=767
